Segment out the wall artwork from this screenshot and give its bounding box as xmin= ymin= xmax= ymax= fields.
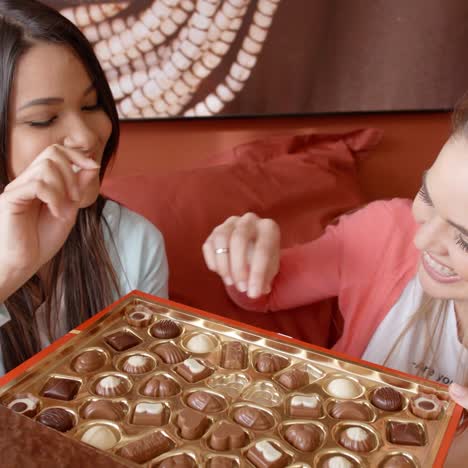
xmin=43 ymin=0 xmax=468 ymax=120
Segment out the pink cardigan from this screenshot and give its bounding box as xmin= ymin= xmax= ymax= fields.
xmin=227 ymin=198 xmax=420 ymax=357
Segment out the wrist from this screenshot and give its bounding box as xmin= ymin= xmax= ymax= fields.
xmin=0 ymin=264 xmax=36 ymax=302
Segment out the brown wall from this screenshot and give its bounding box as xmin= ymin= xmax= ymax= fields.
xmin=112 ymin=112 xmax=452 ymax=202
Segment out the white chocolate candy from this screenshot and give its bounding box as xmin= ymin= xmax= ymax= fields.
xmin=327 ymin=378 xmax=360 ymax=399
xmin=135 ymin=402 xmax=163 ymax=415
xmin=81 ymin=425 xmax=118 ymax=450
xmin=126 ymin=355 xmax=146 ymax=367
xmin=325 ymin=456 xmax=353 ymax=468
xmin=186 ymin=334 xmax=215 ymax=353
xmin=184 ymin=358 xmax=206 ymax=374
xmin=99 ymin=376 xmax=121 ymax=389
xmin=345 ymin=427 xmax=368 ymax=441
xmin=255 ymin=440 xmax=281 ymax=462
xmin=291 ymin=395 xmax=319 ymax=408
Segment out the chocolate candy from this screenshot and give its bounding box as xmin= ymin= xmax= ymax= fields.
xmin=36 ymin=407 xmax=74 ymax=432
xmin=255 ymin=353 xmax=289 ymax=374
xmin=232 ymin=406 xmax=274 ymax=430
xmin=381 ymin=454 xmax=415 ymax=467
xmin=338 ymin=426 xmax=374 ymax=452
xmin=82 ymin=400 xmax=126 ymax=420
xmin=221 ymin=342 xmax=246 ymax=369
xmin=208 ymin=458 xmax=237 ymax=468
xmin=246 ymin=440 xmax=290 ymax=468
xmin=157 ymin=454 xmax=196 ymax=468
xmin=41 ymin=377 xmax=80 ymax=401
xmin=72 ymin=350 xmax=106 ymax=374
xmin=141 ymin=375 xmax=180 ymax=397
xmin=277 ymin=368 xmax=309 ymax=390
xmin=387 ymin=422 xmax=425 ymax=446
xmin=153 ymin=342 xmax=188 ymax=364
xmin=371 ymin=387 xmax=403 ymax=412
xmin=95 ymin=375 xmax=129 ymax=397
xmin=175 ymin=358 xmax=213 ymax=383
xmin=321 ymin=455 xmax=354 ymax=468
xmin=186 ymin=333 xmax=216 ymax=353
xmin=117 ymin=431 xmax=175 ymax=463
xmin=284 ymin=423 xmax=322 ymax=451
xmin=122 ymin=354 xmax=154 ymax=374
xmin=329 ymin=401 xmax=372 ymax=421
xmin=176 ymin=408 xmax=210 ymax=439
xmin=289 ymin=394 xmax=322 ymax=418
xmin=104 ymin=330 xmax=141 ymax=351
xmin=132 ymin=402 xmax=169 ymax=426
xmin=150 ymin=319 xmax=181 ymax=339
xmin=409 ymin=393 xmax=442 ymax=419
xmin=7 ymin=393 xmax=40 ymax=417
xmin=186 ymin=390 xmax=225 ymax=413
xmin=209 ymin=421 xmax=248 ymax=450
xmin=81 ymin=424 xmax=118 ymax=450
xmin=327 ymin=378 xmax=361 ymax=399
xmin=126 ymin=305 xmax=153 ymax=327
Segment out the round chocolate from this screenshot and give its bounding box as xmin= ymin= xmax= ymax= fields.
xmin=322 ymin=455 xmax=354 ymax=468
xmin=186 ymin=391 xmax=225 ymax=413
xmin=327 ymin=378 xmax=361 ymax=399
xmin=141 ymin=375 xmax=180 ymax=397
xmin=73 ymin=350 xmax=106 ymax=374
xmin=150 ymin=319 xmax=181 ymax=339
xmin=338 ymin=426 xmax=374 ymax=452
xmin=409 ymin=393 xmax=442 ymax=420
xmin=126 ymin=307 xmax=153 ymax=327
xmin=371 ymin=387 xmax=403 ymax=411
xmin=122 ymin=354 xmax=154 ymax=374
xmin=36 ymin=407 xmax=74 ymax=432
xmin=255 ymin=353 xmax=289 ymax=373
xmin=209 ymin=421 xmax=248 ymax=450
xmin=7 ymin=393 xmax=40 ymax=418
xmin=153 ymin=343 xmax=188 ymax=364
xmin=284 ymin=423 xmax=322 ymax=451
xmin=81 ymin=424 xmax=119 ymax=450
xmin=186 ymin=334 xmax=215 ymax=353
xmin=157 ymin=454 xmax=196 ymax=468
xmin=82 ymin=400 xmax=126 ymax=420
xmin=95 ymin=375 xmax=128 ymax=397
xmin=232 ymin=406 xmax=274 ymax=430
xmin=381 ymin=455 xmax=414 ymax=468
xmin=330 ymin=401 xmax=372 ymax=421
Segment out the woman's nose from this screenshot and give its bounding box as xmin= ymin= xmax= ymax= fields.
xmin=413 ymin=215 xmax=449 ymax=254
xmin=62 ymin=120 xmax=97 ymax=154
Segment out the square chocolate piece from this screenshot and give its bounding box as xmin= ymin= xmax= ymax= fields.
xmin=104 ymin=331 xmax=141 ymax=351
xmin=387 ymin=421 xmax=426 ymax=446
xmin=175 ymin=358 xmax=213 ymax=383
xmin=41 ymin=377 xmax=80 ymax=401
xmin=246 ymin=441 xmax=290 ymax=468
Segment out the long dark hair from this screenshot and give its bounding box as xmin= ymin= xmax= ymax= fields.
xmin=0 ymin=0 xmax=121 ymax=371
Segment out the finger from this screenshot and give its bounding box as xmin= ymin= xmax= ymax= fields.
xmin=33 ymin=144 xmax=101 ymax=171
xmin=202 ymin=238 xmax=217 ymax=272
xmin=229 ymin=213 xmax=259 ymax=291
xmin=449 ymin=383 xmax=468 ymax=408
xmin=44 ymin=153 xmax=80 ymax=201
xmin=247 ymin=218 xmax=280 ymax=298
xmin=211 ymin=217 xmax=239 ymax=285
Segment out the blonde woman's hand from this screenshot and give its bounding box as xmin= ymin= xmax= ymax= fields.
xmin=202 ymin=213 xmax=281 ymax=298
xmin=0 ymin=144 xmax=100 ymax=296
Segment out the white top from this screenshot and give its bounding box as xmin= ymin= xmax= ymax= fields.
xmin=0 ymin=200 xmax=169 ymax=375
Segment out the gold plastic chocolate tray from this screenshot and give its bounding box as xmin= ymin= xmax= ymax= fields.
xmin=0 ymin=293 xmax=460 ymax=467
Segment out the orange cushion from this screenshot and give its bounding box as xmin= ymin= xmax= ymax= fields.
xmin=102 ymin=128 xmax=382 ymax=347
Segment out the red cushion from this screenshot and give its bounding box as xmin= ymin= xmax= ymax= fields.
xmin=102 ymin=128 xmax=382 ymax=347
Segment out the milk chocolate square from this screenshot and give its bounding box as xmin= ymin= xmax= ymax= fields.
xmin=104 ymin=331 xmax=141 ymax=351
xmin=387 ymin=422 xmax=425 ymax=446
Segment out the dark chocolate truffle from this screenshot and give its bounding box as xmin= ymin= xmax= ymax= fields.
xmin=176 ymin=408 xmax=210 ymax=439
xmin=153 ymin=342 xmax=188 ymax=364
xmin=329 ymin=401 xmax=372 ymax=421
xmin=387 ymin=422 xmax=425 ymax=446
xmin=284 ymin=423 xmax=322 ymax=452
xmin=95 ymin=375 xmax=129 ymax=397
xmin=246 ymin=440 xmax=290 ymax=468
xmin=7 ymin=393 xmax=40 ymax=418
xmin=41 ymin=377 xmax=81 ymax=401
xmin=209 ymin=421 xmax=248 ymax=450
xmin=221 ymin=342 xmax=247 ymax=369
xmin=289 ymin=394 xmax=322 ymax=418
xmin=122 ymin=354 xmax=154 ymax=374
xmin=409 ymin=393 xmax=443 ymax=420
xmin=338 ymin=426 xmax=374 ymax=452
xmin=371 ymin=387 xmax=403 ymax=412
xmin=117 ymin=431 xmax=175 ymax=463
xmin=255 ymin=353 xmax=289 ymax=374
xmin=126 ymin=305 xmax=153 ymax=327
xmin=150 ymin=319 xmax=181 ymax=339
xmin=157 ymin=454 xmax=196 ymax=468
xmin=186 ymin=390 xmax=225 ymax=413
xmin=141 ymin=375 xmax=180 ymax=397
xmin=381 ymin=454 xmax=415 ymax=467
xmin=104 ymin=330 xmax=141 ymax=351
xmin=72 ymin=350 xmax=106 ymax=373
xmin=36 ymin=407 xmax=74 ymax=432
xmin=277 ymin=368 xmax=309 ymax=390
xmin=82 ymin=400 xmax=126 ymax=420
xmin=232 ymin=406 xmax=274 ymax=430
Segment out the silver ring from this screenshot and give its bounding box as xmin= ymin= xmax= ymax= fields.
xmin=215 ymin=247 xmax=230 ymax=255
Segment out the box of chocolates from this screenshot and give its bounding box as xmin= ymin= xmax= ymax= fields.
xmin=0 ymin=291 xmax=462 ymax=467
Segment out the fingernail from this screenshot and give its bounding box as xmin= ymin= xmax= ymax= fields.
xmin=450 ymin=383 xmax=466 ymax=398
xmin=71 ymin=164 xmax=82 ymax=174
xmin=237 ymin=281 xmax=247 ymax=292
xmin=248 ymin=285 xmax=260 ymax=298
xmin=264 ymin=285 xmax=271 ymax=294
xmin=223 ymin=276 xmax=234 ymax=286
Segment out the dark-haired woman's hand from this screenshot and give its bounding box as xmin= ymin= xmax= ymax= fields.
xmin=0 ymin=144 xmax=100 ymax=299
xmin=202 ymin=213 xmax=281 ymax=299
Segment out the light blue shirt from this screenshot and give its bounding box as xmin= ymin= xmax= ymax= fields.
xmin=0 ymin=200 xmax=169 ymax=375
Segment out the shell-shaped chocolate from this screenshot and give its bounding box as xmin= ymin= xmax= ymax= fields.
xmin=82 ymin=400 xmax=126 ymax=420
xmin=95 ymin=375 xmax=128 ymax=397
xmin=322 ymin=455 xmax=354 ymax=468
xmin=122 ymin=355 xmax=154 ymax=374
xmin=36 ymin=407 xmax=74 ymax=432
xmin=329 ymin=401 xmax=372 ymax=421
xmin=153 ymin=343 xmax=188 ymax=364
xmin=277 ymin=368 xmax=309 ymax=390
xmin=255 ymin=353 xmax=289 ymax=374
xmin=150 ymin=320 xmax=182 ymax=339
xmin=73 ymin=350 xmax=106 ymax=374
xmin=141 ymin=375 xmax=180 ymax=397
xmin=284 ymin=423 xmax=322 ymax=452
xmin=186 ymin=391 xmax=225 ymax=413
xmin=232 ymin=406 xmax=274 ymax=430
xmin=371 ymin=387 xmax=403 ymax=411
xmin=338 ymin=427 xmax=374 ymax=452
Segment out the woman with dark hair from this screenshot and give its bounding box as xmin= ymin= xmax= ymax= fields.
xmin=0 ymin=0 xmax=168 ymax=373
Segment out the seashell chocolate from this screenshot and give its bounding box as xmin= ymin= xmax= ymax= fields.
xmin=82 ymin=399 xmax=126 ymax=420
xmin=122 ymin=354 xmax=154 ymax=374
xmin=321 ymin=455 xmax=355 ymax=468
xmin=329 ymin=401 xmax=373 ymax=421
xmin=255 ymin=353 xmax=289 ymax=374
xmin=186 ymin=390 xmax=225 ymax=413
xmin=94 ymin=375 xmax=128 ymax=397
xmin=141 ymin=374 xmax=180 ymax=397
xmin=338 ymin=426 xmax=375 ymax=452
xmin=283 ymin=423 xmax=322 ymax=452
xmin=150 ymin=319 xmax=182 ymax=339
xmin=72 ymin=349 xmax=106 ymax=374
xmin=153 ymin=342 xmax=188 ymax=364
xmin=232 ymin=406 xmax=274 ymax=431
